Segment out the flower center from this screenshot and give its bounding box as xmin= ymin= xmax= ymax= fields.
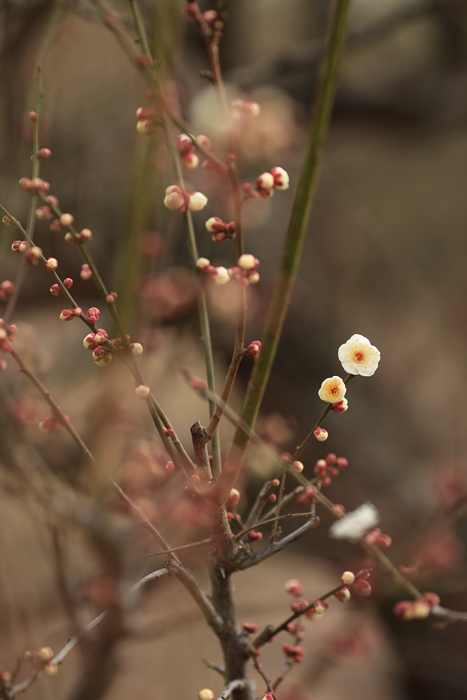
xmin=331 ymin=385 xmax=338 ymax=394
xmin=354 ymin=351 xmax=364 ymax=362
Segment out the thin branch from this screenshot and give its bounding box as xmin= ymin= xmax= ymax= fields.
xmin=167 ymin=560 xmax=224 ymax=635
xmin=253 ymin=656 xmax=276 ymax=700
xmin=216 ymin=680 xmax=254 ymax=700
xmin=243 ymin=480 xmax=275 ymax=531
xmin=238 ymin=517 xmax=319 ymax=572
xmin=202 ymin=659 xmax=226 ymax=677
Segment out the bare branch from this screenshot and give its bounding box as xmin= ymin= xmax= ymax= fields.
xmin=238 ymin=517 xmax=319 ymax=572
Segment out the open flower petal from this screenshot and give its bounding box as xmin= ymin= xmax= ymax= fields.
xmin=318 ymin=376 xmax=346 ymax=403
xmin=329 ymin=503 xmax=380 ymax=542
xmin=338 ymin=334 xmax=380 ymax=376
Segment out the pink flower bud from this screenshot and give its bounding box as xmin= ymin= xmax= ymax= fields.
xmin=63 ymin=278 xmax=73 ymax=289
xmin=268 ymin=493 xmax=277 ymax=503
xmin=243 ymin=622 xmax=258 ymax=634
xmin=293 ymin=461 xmax=304 ymax=473
xmin=313 ymin=600 xmax=329 ymax=615
xmin=314 ymin=427 xmax=328 ymax=442
xmin=135 ymin=384 xmax=150 ymax=399
xmin=247 ymin=341 xmax=261 ymax=360
xmin=177 ymin=134 xmax=194 ymax=155
xmin=181 ymin=152 xmax=199 ymax=169
xmin=197 ymin=134 xmax=212 ymax=149
xmin=285 ymin=578 xmax=304 ymax=596
xmin=341 ymin=571 xmax=355 ymax=585
xmin=29 ymin=111 xmax=37 ymax=123
xmin=0 ymin=281 xmax=15 ymax=301
xmin=202 ymin=9 xmax=218 ymax=23
xmin=188 ymin=191 xmax=208 ymax=212
xmin=39 ymin=416 xmax=57 ymax=434
xmin=37 ymin=148 xmax=51 ymax=160
xmin=184 ymin=3 xmax=199 ymax=19
xmin=26 ymin=246 xmax=42 ymax=266
xmin=164 ymin=186 xmax=185 ymax=211
xmin=50 ymin=284 xmax=61 ymax=296
xmin=83 ymin=333 xmax=96 ymax=350
xmin=86 ymin=307 xmax=100 ymax=324
xmin=45 ymin=258 xmax=58 ymax=271
xmin=423 ymin=591 xmax=440 ymax=606
xmin=60 ymin=213 xmax=74 ymax=227
xmin=80 ymin=264 xmax=92 ymax=280
xmin=256 ymin=172 xmax=275 ymax=191
xmin=79 ymin=228 xmax=92 ymax=243
xmin=355 ymin=579 xmax=372 ymax=597
xmin=60 ymin=309 xmax=75 ymax=321
xmin=205 ymin=217 xmax=226 ymax=233
xmin=92 ymin=347 xmax=113 ymax=366
xmin=35 ymin=205 xmax=53 ymax=220
xmin=336 ymin=457 xmax=348 ymax=469
xmin=334 ymin=587 xmax=351 ymax=602
xmin=64 ymin=232 xmax=76 ymax=245
xmin=226 ymin=488 xmax=241 ymax=509
xmin=332 ymin=398 xmax=348 ymax=413
xmin=42 ymin=663 xmax=58 ymax=678
xmin=50 ymin=220 xmax=63 ymax=233
xmin=2 ymin=215 xmax=13 ymax=225
xmin=19 ymin=177 xmax=32 ymax=191
xmin=270 ymin=166 xmax=290 ymax=190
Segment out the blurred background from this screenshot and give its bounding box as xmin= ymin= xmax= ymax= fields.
xmin=1 ymin=0 xmax=467 ymax=699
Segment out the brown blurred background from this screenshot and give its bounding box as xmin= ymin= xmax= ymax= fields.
xmin=1 ymin=0 xmax=467 ymax=699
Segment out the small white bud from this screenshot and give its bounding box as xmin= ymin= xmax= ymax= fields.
xmin=60 ymin=213 xmax=74 ymax=227
xmin=135 ymin=384 xmax=151 ymax=399
xmin=238 ymin=254 xmax=256 ymax=270
xmin=213 ymin=266 xmax=230 ymax=285
xmin=188 ymin=192 xmax=208 ymax=212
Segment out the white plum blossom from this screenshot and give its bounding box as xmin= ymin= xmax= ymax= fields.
xmin=329 ymin=503 xmax=380 ymax=542
xmin=318 ymin=376 xmax=346 ymax=403
xmin=338 ymin=334 xmax=380 ymax=376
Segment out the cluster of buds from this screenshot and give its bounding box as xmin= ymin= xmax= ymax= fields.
xmin=83 ymin=328 xmax=111 ymax=366
xmin=231 ymin=98 xmax=261 ymax=119
xmin=23 ymin=647 xmax=58 ymax=678
xmin=163 ymin=185 xmax=207 ymax=213
xmin=0 ymin=319 xmax=16 ymax=354
xmin=0 ymin=280 xmax=14 ymax=301
xmin=282 ymin=643 xmax=305 ymax=663
xmin=36 ymin=205 xmax=54 ymax=220
xmin=11 ymin=240 xmax=27 ymax=253
xmin=59 ymin=306 xmax=82 ymax=322
xmin=196 ymin=258 xmax=230 ymax=285
xmin=19 ymin=176 xmax=50 ymax=193
xmin=393 ymin=592 xmax=439 ymax=621
xmin=248 ymin=530 xmax=263 ymax=541
xmin=247 ymin=340 xmax=261 ymax=361
xmin=243 ymin=167 xmax=290 ymax=200
xmin=50 ymin=277 xmax=72 ymax=297
xmin=39 ymin=408 xmax=70 ymax=435
xmin=364 ymin=527 xmax=392 ymax=548
xmin=86 ymin=307 xmax=100 ymax=324
xmin=205 ymin=216 xmax=236 ymax=242
xmin=228 ymin=254 xmax=260 ymax=286
xmin=177 ymin=134 xmax=199 ymax=169
xmin=136 ymin=106 xmax=158 ymax=135
xmin=242 ymin=622 xmax=258 ymax=634
xmin=296 ymin=484 xmax=317 ymax=507
xmin=313 ymin=453 xmax=348 ymax=487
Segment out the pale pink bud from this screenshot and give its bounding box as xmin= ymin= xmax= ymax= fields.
xmin=29 ymin=111 xmax=37 ymax=122
xmin=2 ymin=215 xmax=13 ymax=225
xmin=80 ymin=264 xmax=92 ymax=280
xmin=177 ymin=134 xmax=194 ymax=155
xmin=164 ymin=186 xmax=185 ymax=211
xmin=244 ymin=101 xmax=260 ymax=117
xmin=247 ymin=271 xmax=260 ymax=285
xmin=341 ymin=571 xmax=355 ymax=585
xmin=188 ymin=191 xmax=208 ymax=212
xmin=293 ymin=461 xmax=304 ymax=473
xmin=197 ymin=134 xmax=211 ymax=150
xmin=50 ymin=220 xmax=63 ymax=233
xmin=50 ymin=284 xmax=61 ymax=296
xmin=131 ymin=342 xmax=143 ymax=356
xmin=79 ymin=228 xmax=92 ymax=243
xmin=59 ymin=309 xmax=75 ymax=322
xmin=0 ymin=281 xmax=15 ymax=301
xmin=92 ymin=347 xmax=113 ymax=366
xmin=37 ymin=148 xmax=51 ymax=160
xmin=64 ymin=232 xmax=76 ymax=245
xmin=29 ymin=177 xmax=50 ymax=193
xmin=39 ymin=416 xmax=57 ymax=434
xmin=247 ymin=340 xmax=261 ymax=360
xmin=256 ymin=172 xmax=275 ymax=191
xmin=135 ymin=384 xmax=150 ymax=399
xmin=165 ymin=461 xmax=175 ymax=471
xmin=196 ymin=257 xmax=211 ymax=270
xmin=42 ymin=663 xmax=58 ymax=678
xmin=38 ymin=647 xmax=54 ymax=662
xmin=213 ymin=266 xmax=230 ymax=285
xmin=314 ymin=427 xmax=328 ymax=442
xmin=313 ymin=600 xmax=329 ymax=615
xmin=83 ymin=333 xmax=96 ymax=350
xmin=86 ymin=307 xmax=100 ymax=324
xmin=332 ymin=398 xmax=348 ymax=413
xmin=198 ymin=690 xmax=215 ymax=700
xmin=270 ymin=166 xmax=290 ymax=190
xmin=45 ymin=258 xmax=58 ymax=271
xmin=63 ymin=278 xmax=73 ymax=289
xmin=35 ymin=205 xmax=53 ymax=220
xmin=26 ymin=246 xmax=42 ymax=266
xmin=19 ymin=177 xmax=31 ymax=191
xmin=0 ymin=358 xmax=7 ymax=370
xmin=202 ymin=9 xmax=218 ymax=23
xmin=60 ymin=213 xmax=74 ymax=227
xmin=181 ymin=152 xmax=199 ymax=169
xmin=205 ymin=217 xmax=226 ymax=233
xmin=238 ymin=254 xmax=256 ymax=270
xmin=335 ymin=587 xmax=351 ymax=602
xmin=355 ymin=579 xmax=372 ymax=597
xmin=285 ymin=579 xmax=302 ymax=596
xmin=136 ymin=120 xmax=152 ymax=134
xmin=226 ymin=488 xmax=240 ymax=509
xmin=412 ymin=599 xmax=431 ymax=619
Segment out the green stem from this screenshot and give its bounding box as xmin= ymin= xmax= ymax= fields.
xmin=216 ymin=0 xmax=352 ymax=503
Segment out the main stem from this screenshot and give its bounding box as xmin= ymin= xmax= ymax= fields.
xmin=215 ymin=0 xmax=352 ymax=504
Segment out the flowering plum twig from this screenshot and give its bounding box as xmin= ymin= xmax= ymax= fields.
xmin=4 ymin=568 xmax=170 ymax=699
xmin=217 ymin=0 xmax=353 ymax=506
xmin=4 ymin=66 xmax=44 ymax=326
xmin=252 ymin=655 xmax=276 ymax=700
